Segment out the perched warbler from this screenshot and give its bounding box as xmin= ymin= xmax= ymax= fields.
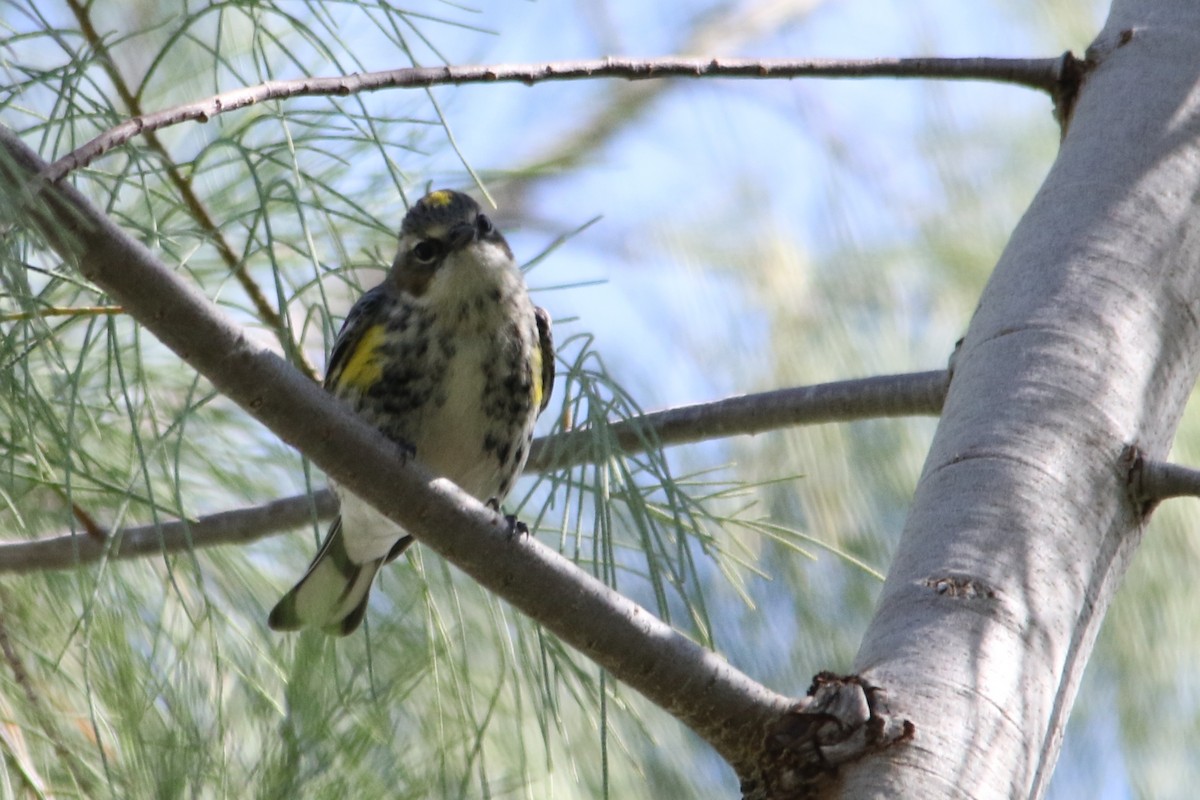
xmin=268 ymin=189 xmax=554 ymax=635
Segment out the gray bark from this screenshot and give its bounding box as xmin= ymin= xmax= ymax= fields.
xmin=846 ymin=3 xmax=1200 ymax=797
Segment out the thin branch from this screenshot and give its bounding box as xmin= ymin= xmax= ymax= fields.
xmin=495 ymin=0 xmax=827 ymax=199
xmin=0 ymin=304 xmax=123 ymax=322
xmin=1 ymin=122 xmax=792 ymax=780
xmin=63 ymin=0 xmax=319 ymax=380
xmin=1123 ymin=448 xmax=1200 ymax=506
xmin=43 ymin=55 xmax=1071 ymax=183
xmin=529 ymin=370 xmax=947 ymax=471
xmin=0 ymin=490 xmax=337 ymax=575
xmin=1141 ymin=460 xmax=1200 ymax=499
xmin=0 ymin=370 xmax=948 ymax=574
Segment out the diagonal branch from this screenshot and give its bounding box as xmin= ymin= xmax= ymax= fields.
xmin=1 ymin=123 xmax=792 ymax=781
xmin=0 ymin=370 xmax=947 ymax=574
xmin=43 ymin=55 xmax=1073 ymax=183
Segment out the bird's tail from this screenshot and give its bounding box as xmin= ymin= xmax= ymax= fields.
xmin=268 ymin=517 xmax=408 ymax=636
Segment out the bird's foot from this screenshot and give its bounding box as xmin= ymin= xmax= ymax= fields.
xmin=486 ymin=497 xmax=528 ymax=540
xmin=504 ymin=514 xmax=529 ymax=540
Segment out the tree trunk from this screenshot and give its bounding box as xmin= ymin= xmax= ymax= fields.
xmin=843 ymin=2 xmax=1200 ymax=796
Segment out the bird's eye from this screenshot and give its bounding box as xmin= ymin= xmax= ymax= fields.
xmin=412 ymin=240 xmax=440 ymax=263
xmin=476 ymin=214 xmax=495 ymax=236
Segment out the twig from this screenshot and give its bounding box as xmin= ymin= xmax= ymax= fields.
xmin=0 ymin=597 xmax=93 ymax=791
xmin=63 ymin=0 xmax=319 ymax=381
xmin=0 ymin=370 xmax=947 ymax=574
xmin=496 ymin=0 xmax=827 ymax=196
xmin=43 ymin=55 xmax=1070 ymax=183
xmin=0 ymin=305 xmax=124 ymax=323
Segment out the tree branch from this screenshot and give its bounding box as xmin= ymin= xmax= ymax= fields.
xmin=491 ymin=0 xmax=827 ymax=208
xmin=0 ymin=490 xmax=338 ymax=575
xmin=1139 ymin=460 xmax=1200 ymax=500
xmin=43 ymin=55 xmax=1071 ymax=182
xmin=0 ymin=370 xmax=947 ymax=574
xmin=1 ymin=124 xmax=793 ymax=780
xmin=532 ymin=370 xmax=947 ymax=470
xmin=1122 ymin=448 xmax=1200 ymax=506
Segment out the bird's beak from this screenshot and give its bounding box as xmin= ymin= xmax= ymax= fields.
xmin=446 ymin=221 xmax=477 ymax=251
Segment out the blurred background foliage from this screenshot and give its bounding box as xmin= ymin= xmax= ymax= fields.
xmin=1 ymin=0 xmax=1194 ymax=797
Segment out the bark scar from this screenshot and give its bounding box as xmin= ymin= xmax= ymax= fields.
xmin=741 ymin=672 xmax=914 ymax=799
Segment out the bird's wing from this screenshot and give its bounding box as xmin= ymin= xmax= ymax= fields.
xmin=535 ymin=305 xmax=555 ymax=414
xmin=323 ymin=286 xmax=388 ymax=391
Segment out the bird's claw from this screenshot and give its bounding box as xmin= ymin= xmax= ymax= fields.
xmin=504 ymin=514 xmax=529 ymax=540
xmin=485 ymin=498 xmax=528 ymax=539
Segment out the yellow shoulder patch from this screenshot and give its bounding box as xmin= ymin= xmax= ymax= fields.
xmin=335 ymin=324 xmax=387 ymax=391
xmin=423 ymin=190 xmax=453 ymax=208
xmin=530 ymin=344 xmax=544 ymax=410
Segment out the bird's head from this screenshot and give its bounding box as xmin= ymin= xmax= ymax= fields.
xmin=389 ymin=189 xmax=517 ymax=300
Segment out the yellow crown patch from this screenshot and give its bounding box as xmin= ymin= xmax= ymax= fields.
xmin=422 ymin=190 xmax=454 ymax=208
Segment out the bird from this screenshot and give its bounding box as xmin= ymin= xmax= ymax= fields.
xmin=268 ymin=189 xmax=554 ymax=635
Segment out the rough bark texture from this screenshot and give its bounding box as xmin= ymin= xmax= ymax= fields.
xmin=843 ymin=3 xmax=1200 ymax=797
xmin=741 ymin=674 xmax=914 ymax=800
